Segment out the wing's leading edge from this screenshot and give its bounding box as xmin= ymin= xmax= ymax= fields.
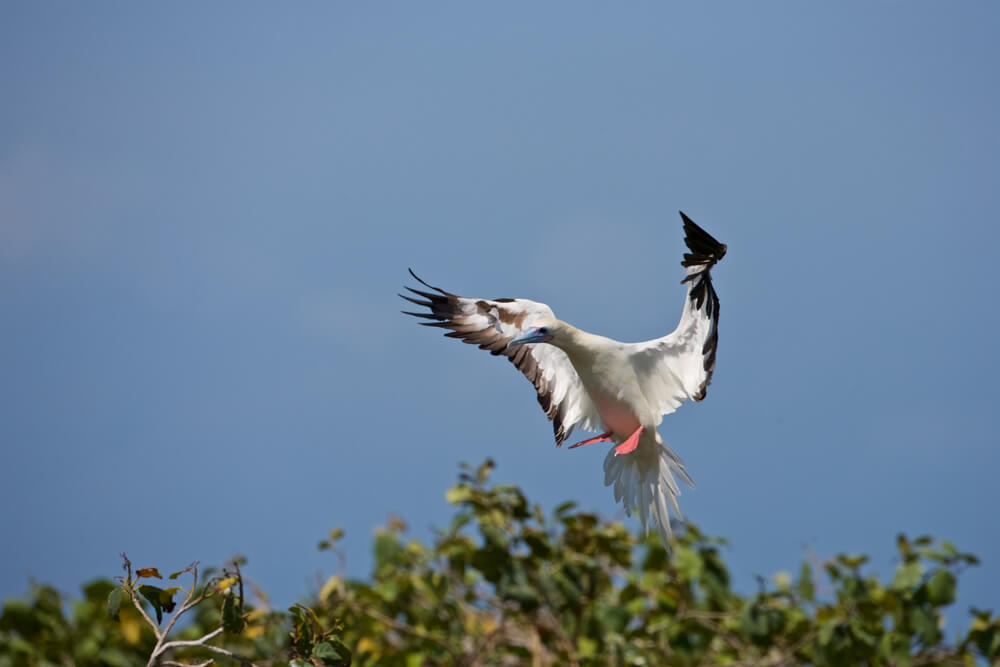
xmin=401 ymin=270 xmax=601 ymax=444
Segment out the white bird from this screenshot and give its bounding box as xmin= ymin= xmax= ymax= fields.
xmin=402 ymin=212 xmax=726 ymax=546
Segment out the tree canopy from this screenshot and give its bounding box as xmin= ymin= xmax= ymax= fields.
xmin=1 ymin=460 xmax=997 ymax=666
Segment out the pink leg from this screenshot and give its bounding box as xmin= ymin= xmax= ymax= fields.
xmin=568 ymin=431 xmax=614 ymax=449
xmin=614 ymin=426 xmax=645 ymax=456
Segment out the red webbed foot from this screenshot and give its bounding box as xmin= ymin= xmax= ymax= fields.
xmin=568 ymin=431 xmax=614 ymax=449
xmin=614 ymin=426 xmax=644 ymax=455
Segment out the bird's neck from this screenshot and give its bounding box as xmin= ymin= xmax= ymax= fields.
xmin=551 ymin=321 xmax=609 ymax=358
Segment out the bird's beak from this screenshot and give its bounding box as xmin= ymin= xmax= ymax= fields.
xmin=508 ymin=327 xmax=552 ymax=347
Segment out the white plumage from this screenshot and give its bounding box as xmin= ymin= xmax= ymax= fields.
xmin=402 ymin=212 xmax=726 ymax=547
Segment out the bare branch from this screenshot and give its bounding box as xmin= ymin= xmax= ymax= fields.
xmin=156 ymin=626 xmax=223 ymax=651
xmin=152 ymin=626 xmax=257 ymax=666
xmin=118 ymin=555 xmax=163 ymax=644
xmin=190 ymin=641 xmax=257 ymax=666
xmin=128 ymin=590 xmax=164 ymax=642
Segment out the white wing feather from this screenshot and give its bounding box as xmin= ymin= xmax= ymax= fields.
xmin=628 ymin=212 xmax=725 ymax=420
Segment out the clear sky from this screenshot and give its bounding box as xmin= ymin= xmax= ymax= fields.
xmin=2 ymin=2 xmax=997 ymax=634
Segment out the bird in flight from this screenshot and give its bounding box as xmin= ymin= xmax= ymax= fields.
xmin=402 ymin=212 xmax=726 ymax=546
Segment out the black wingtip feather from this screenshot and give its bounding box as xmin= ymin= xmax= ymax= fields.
xmin=401 ymin=269 xmax=571 ymax=448
xmin=675 ymin=213 xmax=725 ymax=403
xmin=407 ymin=268 xmax=451 ymax=296
xmin=678 ymin=211 xmax=727 ymax=266
xmin=404 ymin=286 xmax=444 ymax=301
xmin=400 ymin=294 xmax=434 ymax=307
xmin=401 ymin=310 xmax=443 ymax=320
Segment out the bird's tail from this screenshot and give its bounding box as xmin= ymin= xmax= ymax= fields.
xmin=602 ymin=430 xmax=694 ymax=548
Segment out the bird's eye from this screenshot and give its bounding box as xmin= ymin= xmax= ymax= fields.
xmin=538 ymin=327 xmax=549 ymax=335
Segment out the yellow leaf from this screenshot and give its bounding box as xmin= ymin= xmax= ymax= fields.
xmin=356 ymin=637 xmax=378 ymax=654
xmin=136 ymin=568 xmax=162 ymax=579
xmin=216 ymin=577 xmax=238 ymax=593
xmin=445 ymin=485 xmax=472 ymax=504
xmin=118 ymin=606 xmax=143 ymax=644
xmin=319 ymin=575 xmax=342 ymax=602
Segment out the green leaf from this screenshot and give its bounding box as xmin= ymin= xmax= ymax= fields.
xmin=288 ymin=605 xmax=314 ymax=654
xmin=501 ymin=583 xmax=540 ymax=612
xmin=836 ymin=554 xmax=869 ymax=570
xmin=405 ymin=654 xmax=427 ymax=667
xmin=480 ymin=523 xmax=509 ymax=549
xmin=891 ymin=560 xmax=923 ymax=591
xmin=374 ymin=530 xmax=404 ymax=573
xmin=577 ymin=636 xmax=598 ymax=658
xmin=817 ymin=619 xmax=842 ymax=648
xmin=673 ymin=545 xmax=702 ymax=580
xmin=523 ymin=530 xmax=552 ymax=559
xmin=222 ymin=592 xmax=245 ymax=634
xmin=106 ymin=586 xmax=123 ymax=621
xmin=138 ymin=585 xmax=166 ymax=624
xmin=554 ymin=501 xmax=578 ymax=517
xmin=135 ymin=568 xmax=162 ymax=579
xmin=925 ymin=570 xmax=956 ymax=606
xmin=910 ymin=606 xmax=940 ymax=645
xmin=741 ymin=600 xmax=785 ymax=644
xmin=312 ymin=641 xmax=339 ymax=659
xmin=848 ymin=615 xmax=877 ymax=647
xmin=471 ymin=544 xmax=509 ymax=584
xmin=312 ymin=636 xmax=352 ymax=666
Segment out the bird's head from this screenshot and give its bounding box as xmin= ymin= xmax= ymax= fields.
xmin=508 ymin=319 xmax=560 ymax=347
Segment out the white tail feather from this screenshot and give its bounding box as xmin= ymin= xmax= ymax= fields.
xmin=602 ymin=432 xmax=694 ymax=548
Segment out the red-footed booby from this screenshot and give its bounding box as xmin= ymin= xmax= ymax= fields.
xmin=402 ymin=212 xmax=726 ymax=547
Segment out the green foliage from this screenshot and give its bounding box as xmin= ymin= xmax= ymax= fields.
xmin=0 ymin=579 xmax=153 ymax=666
xmin=1 ymin=460 xmax=997 ymax=666
xmin=288 ymin=604 xmax=352 ymax=666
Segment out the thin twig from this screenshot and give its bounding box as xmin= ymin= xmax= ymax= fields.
xmin=159 ymin=562 xmax=201 ymax=641
xmin=120 ymin=553 xmax=164 ymax=643
xmin=189 ymin=641 xmax=256 ymax=666
xmin=155 ymin=626 xmax=256 ymax=665
xmin=157 ymin=626 xmax=224 ymax=650
xmin=145 ymin=563 xmax=208 ymax=667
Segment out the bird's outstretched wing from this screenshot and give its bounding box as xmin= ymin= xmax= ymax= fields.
xmin=401 ymin=270 xmax=601 ymax=445
xmin=629 ymin=211 xmax=727 ymax=418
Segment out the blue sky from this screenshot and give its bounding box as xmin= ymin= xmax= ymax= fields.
xmin=2 ymin=2 xmax=997 ymax=634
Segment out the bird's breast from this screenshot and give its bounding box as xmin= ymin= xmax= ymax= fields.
xmin=564 ymin=341 xmax=648 ymax=437
xmin=591 ymin=392 xmax=642 ymax=436
xmin=576 ymin=365 xmax=644 ymax=436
